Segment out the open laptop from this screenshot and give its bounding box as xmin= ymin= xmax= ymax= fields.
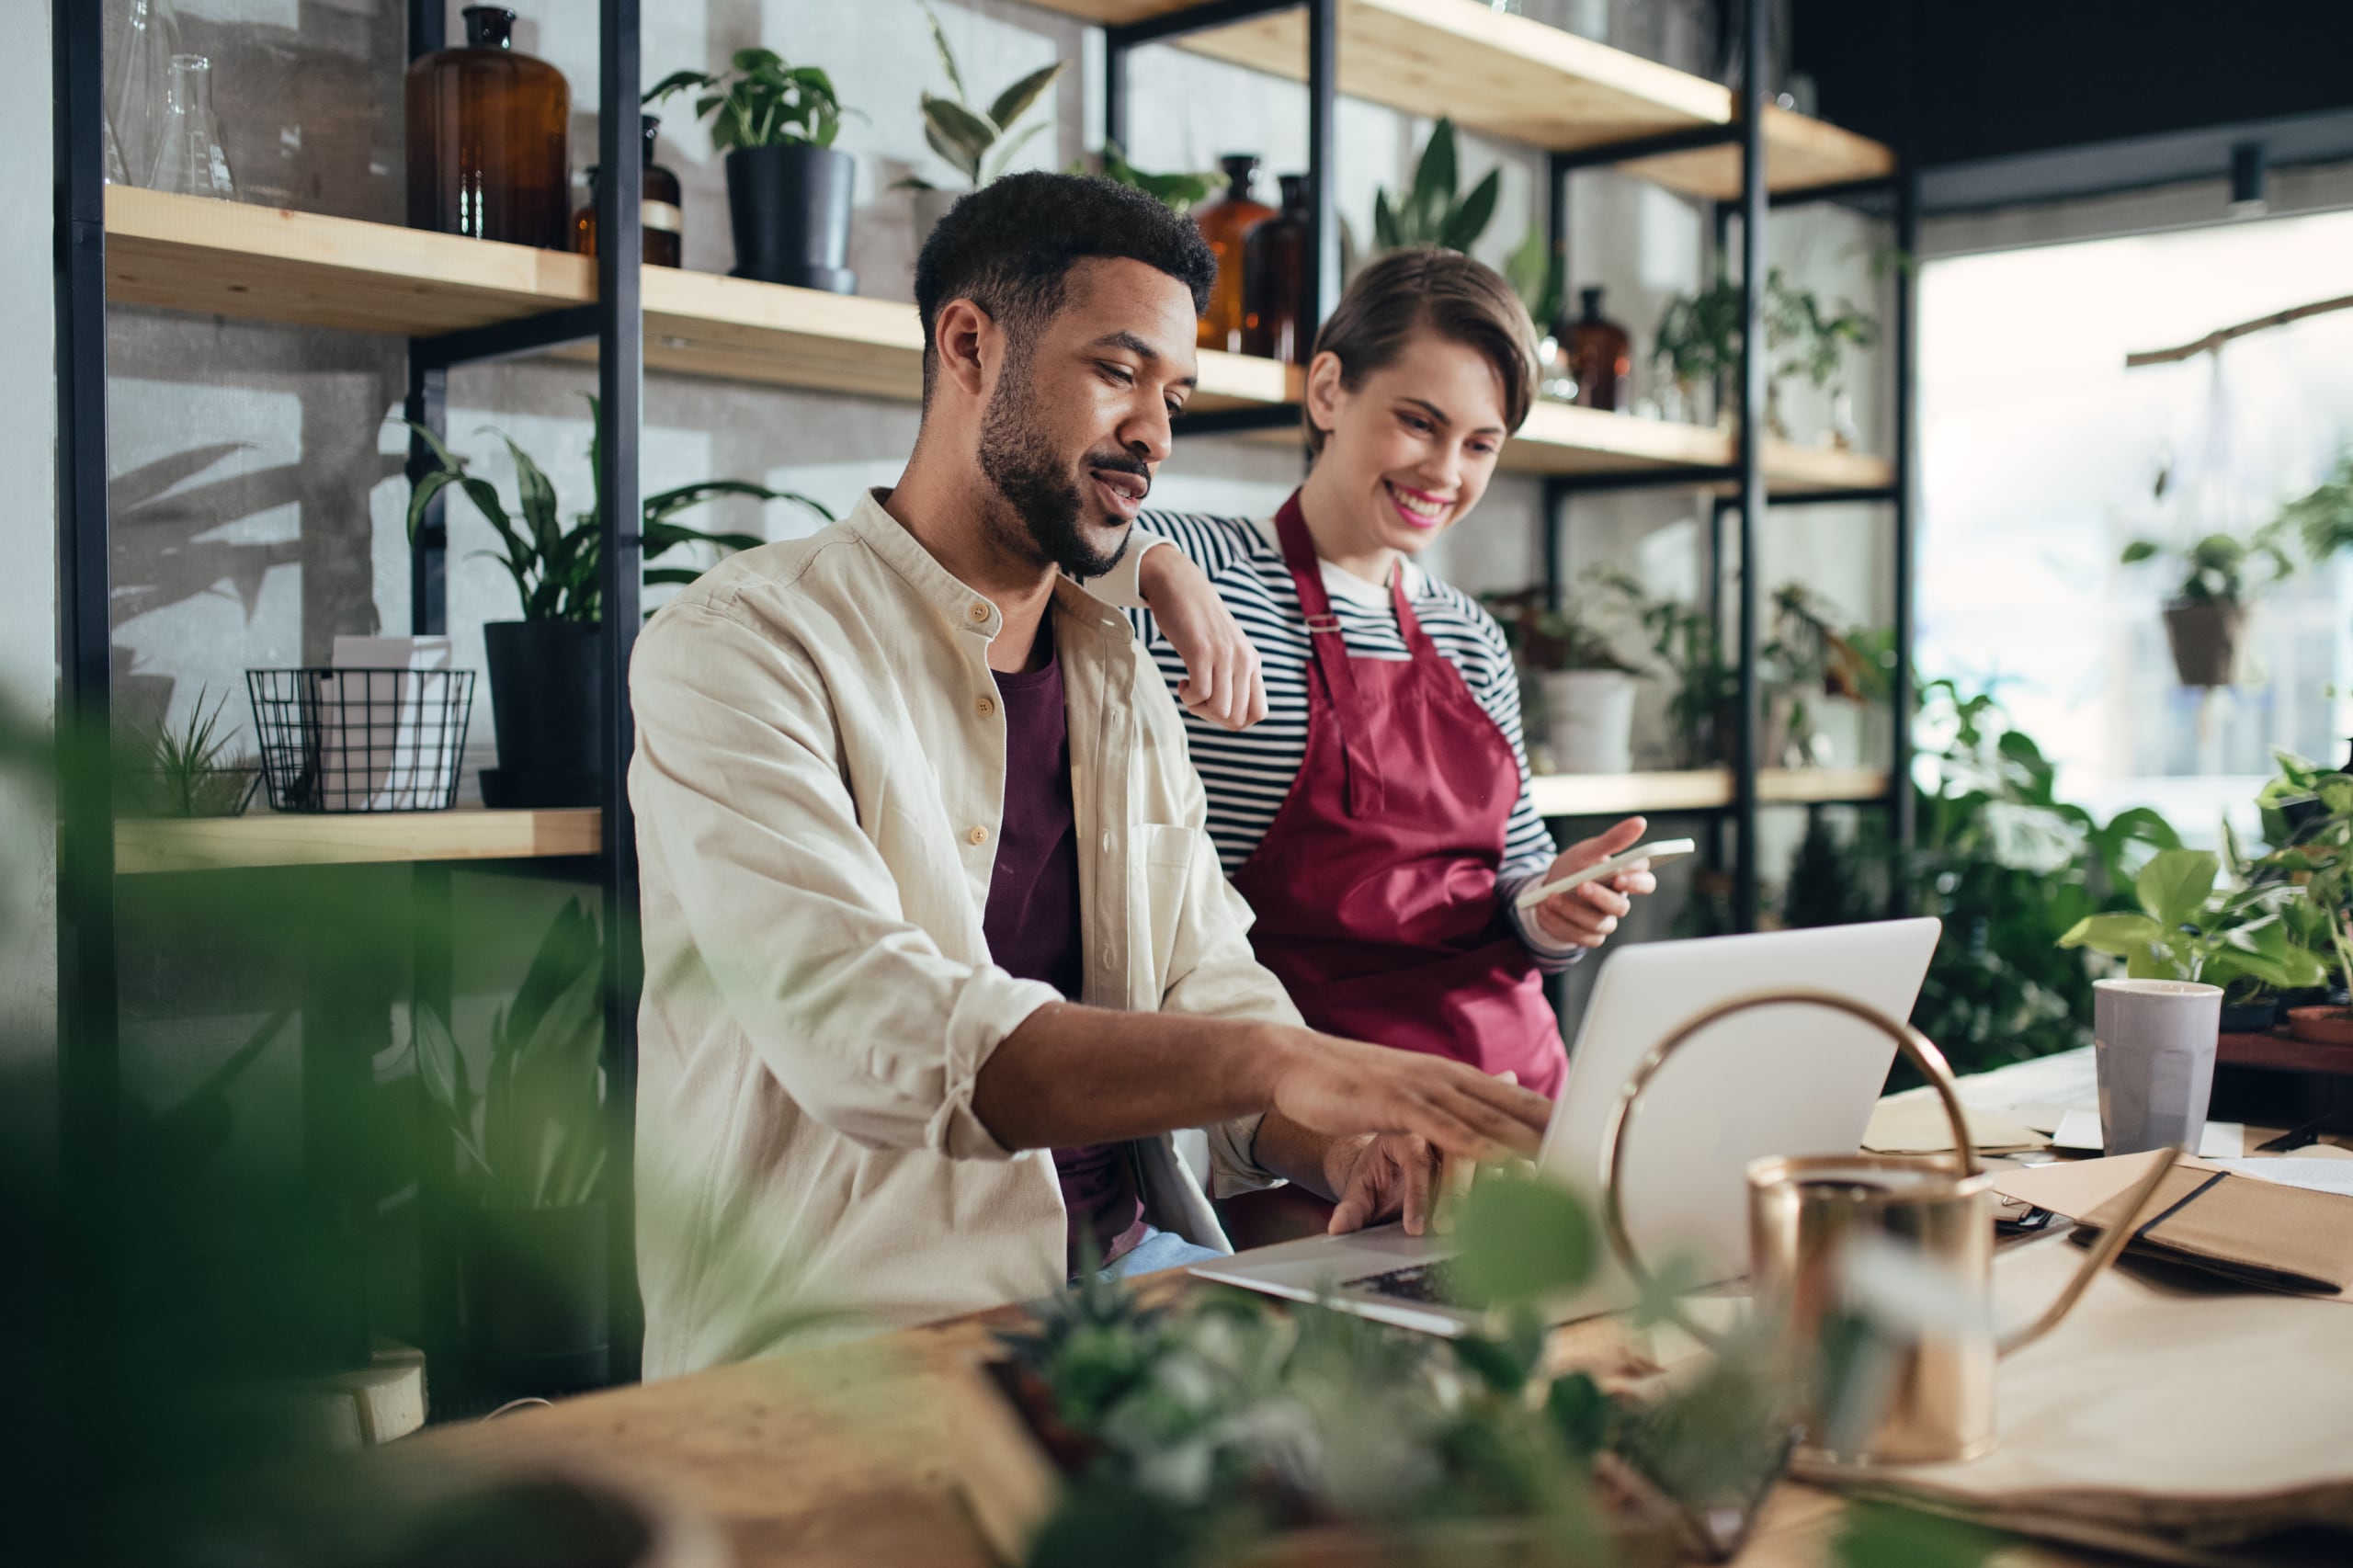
xmin=1192 ymin=918 xmax=1943 ymax=1335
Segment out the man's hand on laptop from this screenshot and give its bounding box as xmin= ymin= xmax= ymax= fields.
xmin=1323 ymin=1132 xmax=1437 ymax=1236
xmin=1267 ymin=1034 xmax=1551 ymax=1165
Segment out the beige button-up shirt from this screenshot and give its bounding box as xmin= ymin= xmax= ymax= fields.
xmin=628 ymin=490 xmax=1299 ymax=1377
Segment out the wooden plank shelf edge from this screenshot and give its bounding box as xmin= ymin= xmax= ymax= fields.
xmin=116 ymin=808 xmax=604 ymax=874
xmin=1529 ymin=767 xmax=1889 ymax=818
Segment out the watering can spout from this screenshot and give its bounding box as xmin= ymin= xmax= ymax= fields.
xmin=1995 ymin=1144 xmax=2182 ymax=1357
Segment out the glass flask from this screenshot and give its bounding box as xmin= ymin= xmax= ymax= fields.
xmin=572 ymin=116 xmax=683 ymax=267
xmin=1565 ymin=286 xmax=1631 ymax=412
xmin=1241 ymin=174 xmax=1312 ymax=364
xmin=105 ymin=0 xmax=177 ymax=190
xmin=1193 ymin=155 xmax=1275 ymax=354
xmin=406 ymin=6 xmax=573 ymax=249
xmin=149 ymin=54 xmax=235 ymax=199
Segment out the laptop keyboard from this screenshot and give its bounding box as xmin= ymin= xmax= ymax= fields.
xmin=1342 ymin=1258 xmax=1461 ymax=1306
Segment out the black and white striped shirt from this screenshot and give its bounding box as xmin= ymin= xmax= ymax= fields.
xmin=1126 ymin=511 xmax=1579 ymax=971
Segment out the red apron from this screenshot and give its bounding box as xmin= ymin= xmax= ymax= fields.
xmin=1229 ymin=493 xmax=1567 ymax=1098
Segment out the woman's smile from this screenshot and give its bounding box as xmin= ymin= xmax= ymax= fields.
xmin=1381 ymin=479 xmax=1454 ymax=531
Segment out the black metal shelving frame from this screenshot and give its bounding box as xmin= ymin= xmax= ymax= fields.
xmin=52 ymin=0 xmax=1913 ymax=1390
xmin=1106 ymin=0 xmax=1919 ymax=935
xmin=51 ymin=0 xmax=648 ymax=1388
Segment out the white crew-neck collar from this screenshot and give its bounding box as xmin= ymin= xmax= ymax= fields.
xmin=1247 ymin=514 xmax=1425 ymax=607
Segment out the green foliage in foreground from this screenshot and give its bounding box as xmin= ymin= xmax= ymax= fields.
xmin=1014 ymin=1166 xmax=2006 ymax=1568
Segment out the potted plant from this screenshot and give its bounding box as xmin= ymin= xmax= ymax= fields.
xmin=1653 ymin=276 xmax=1741 ymax=427
xmin=1370 ymin=117 xmax=1500 ymax=256
xmin=2250 ymin=752 xmax=2353 ymax=1045
xmin=1483 ymin=583 xmax=1643 ymax=774
xmin=404 ymin=397 xmax=834 ymax=806
xmin=2118 ymin=524 xmax=2292 ymax=688
xmin=121 ymin=686 xmax=261 ymax=818
xmin=1766 ymin=274 xmax=1879 ymax=449
xmin=894 ymin=0 xmax=1065 ymax=243
xmin=1067 ymin=142 xmax=1225 ymax=214
xmin=2058 ymin=846 xmax=2323 ymax=1002
xmin=414 ymin=897 xmax=614 ymax=1400
xmin=647 ymin=47 xmax=858 ymax=291
xmin=1765 ymin=583 xmax=1891 ymax=768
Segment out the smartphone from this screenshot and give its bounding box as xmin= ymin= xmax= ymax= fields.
xmin=1511 ymin=837 xmax=1696 ymax=912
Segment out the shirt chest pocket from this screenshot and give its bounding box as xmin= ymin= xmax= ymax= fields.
xmin=1131 ymin=823 xmax=1195 ymax=1001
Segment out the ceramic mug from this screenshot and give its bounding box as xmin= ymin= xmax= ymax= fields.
xmin=2093 ymin=978 xmax=2222 ymax=1155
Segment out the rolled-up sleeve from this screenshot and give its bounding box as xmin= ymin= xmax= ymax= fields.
xmin=630 ymin=601 xmax=1061 ymax=1160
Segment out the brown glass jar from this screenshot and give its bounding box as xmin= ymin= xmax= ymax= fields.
xmin=1242 ymin=174 xmax=1312 ymax=365
xmin=406 ymin=6 xmax=571 ymax=249
xmin=573 ymin=116 xmax=683 ymax=267
xmin=1565 ymin=286 xmax=1631 ymax=412
xmin=1194 ymin=154 xmax=1275 ymax=354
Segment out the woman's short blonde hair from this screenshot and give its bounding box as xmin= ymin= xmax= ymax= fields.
xmin=1302 ymin=246 xmax=1541 ymax=456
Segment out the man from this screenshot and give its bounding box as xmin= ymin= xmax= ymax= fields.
xmin=629 ymin=173 xmax=1552 ymax=1376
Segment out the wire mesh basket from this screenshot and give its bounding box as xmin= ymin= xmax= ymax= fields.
xmin=246 ymin=667 xmax=475 ymax=812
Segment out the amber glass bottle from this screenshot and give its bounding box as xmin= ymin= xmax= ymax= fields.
xmin=573 ymin=116 xmax=683 ymax=267
xmin=1242 ymin=174 xmax=1313 ymax=365
xmin=406 ymin=6 xmax=571 ymax=249
xmin=1565 ymin=286 xmax=1631 ymax=412
xmin=1194 ymin=155 xmax=1275 ymax=354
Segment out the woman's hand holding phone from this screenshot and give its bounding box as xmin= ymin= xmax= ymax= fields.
xmin=1529 ymin=815 xmax=1660 ymax=949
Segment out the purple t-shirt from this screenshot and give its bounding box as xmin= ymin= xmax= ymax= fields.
xmin=982 ymin=631 xmax=1146 ymax=1276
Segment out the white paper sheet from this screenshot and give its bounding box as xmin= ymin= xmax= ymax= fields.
xmin=2207 ymin=1157 xmax=2353 ymax=1197
xmin=2051 ymin=1107 xmax=2244 ymax=1158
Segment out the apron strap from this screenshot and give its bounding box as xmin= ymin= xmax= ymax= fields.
xmin=1272 ymin=493 xmax=1385 ymax=818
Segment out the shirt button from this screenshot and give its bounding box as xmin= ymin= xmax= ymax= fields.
xmin=968 ymin=825 xmax=989 ymax=846
xmin=976 ymin=695 xmax=995 ymax=717
xmin=968 ymin=601 xmax=990 ymax=623
xmin=1099 ymin=832 xmax=1112 ymax=854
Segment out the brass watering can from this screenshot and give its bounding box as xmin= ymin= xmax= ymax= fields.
xmin=1597 ymin=988 xmax=2178 ymax=1468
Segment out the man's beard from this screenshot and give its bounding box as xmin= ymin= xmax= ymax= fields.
xmin=976 ymin=349 xmax=1138 ymax=583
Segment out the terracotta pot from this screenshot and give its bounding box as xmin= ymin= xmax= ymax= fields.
xmin=2285 ymin=1006 xmax=2353 ymax=1048
xmin=2161 ymin=598 xmax=2246 ymax=688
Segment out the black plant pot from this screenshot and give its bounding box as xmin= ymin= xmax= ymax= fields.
xmin=482 ymin=619 xmax=601 ymax=808
xmin=2219 ymin=998 xmax=2279 ymax=1033
xmin=724 ymin=143 xmax=857 ymax=293
xmin=460 ymin=1202 xmax=610 ymax=1402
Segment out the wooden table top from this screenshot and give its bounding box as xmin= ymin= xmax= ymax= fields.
xmin=391 ymin=1283 xmax=2118 ymax=1568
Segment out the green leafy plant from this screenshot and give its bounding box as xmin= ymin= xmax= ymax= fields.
xmin=2279 ymin=448 xmax=2353 ymax=562
xmin=1654 ymin=275 xmax=1744 ymax=391
xmin=1768 ymin=274 xmax=1880 ymax=390
xmin=124 ymin=685 xmax=258 ymax=818
xmin=2251 ymin=750 xmax=2353 ymax=1002
xmin=1504 ymin=219 xmax=1565 ymax=335
xmin=2119 ymin=525 xmax=2294 ymax=608
xmin=1768 ymin=583 xmax=1893 ymax=766
xmin=896 ymin=0 xmax=1065 ymax=192
xmin=1371 ymin=118 xmax=1500 ymax=255
xmin=644 ymin=48 xmax=853 ymax=150
xmin=403 ymin=395 xmax=834 ymax=624
xmin=1071 ymin=142 xmax=1225 ymax=214
xmin=2057 ymin=846 xmax=2325 ymax=990
xmin=1481 ymin=583 xmax=1642 ymax=675
xmin=414 ymin=897 xmax=608 ymax=1210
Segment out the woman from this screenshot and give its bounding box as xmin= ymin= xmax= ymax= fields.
xmin=1109 ymin=247 xmax=1655 ymax=1098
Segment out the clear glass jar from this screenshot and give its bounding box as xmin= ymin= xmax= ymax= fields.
xmin=149 ymin=53 xmax=235 ymax=199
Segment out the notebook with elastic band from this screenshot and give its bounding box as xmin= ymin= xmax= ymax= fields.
xmin=2069 ymin=1165 xmax=2353 ymax=1296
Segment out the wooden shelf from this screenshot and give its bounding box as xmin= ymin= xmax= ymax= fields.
xmin=2218 ymin=1030 xmax=2353 ymax=1079
xmin=116 ymin=808 xmax=602 ymax=874
xmin=1528 ymin=767 xmax=1889 ymax=818
xmin=108 ymin=189 xmax=1889 ymax=490
xmin=1029 ymin=0 xmax=1893 ymax=197
xmin=103 ymin=187 xmax=1289 ymax=410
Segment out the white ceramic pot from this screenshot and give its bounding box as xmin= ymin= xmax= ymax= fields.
xmin=912 ymin=186 xmax=961 ymax=250
xmin=1540 ymin=669 xmax=1637 ymax=774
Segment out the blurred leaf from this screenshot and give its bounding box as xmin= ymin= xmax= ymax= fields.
xmin=1451 ymin=1170 xmax=1595 ymax=1308
xmin=1835 ymin=1502 xmax=2008 ymax=1568
xmin=2135 ymin=847 xmax=2217 ymax=930
xmin=1438 ymin=166 xmax=1500 ymax=253
xmin=987 ymin=60 xmax=1065 ymax=136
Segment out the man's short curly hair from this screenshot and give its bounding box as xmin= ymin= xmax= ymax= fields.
xmin=913 ymin=171 xmax=1218 ymax=405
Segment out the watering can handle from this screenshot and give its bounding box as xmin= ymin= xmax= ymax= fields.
xmin=1995 ymin=1142 xmax=2181 ymax=1356
xmin=1597 ymin=987 xmax=1982 ymax=1350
